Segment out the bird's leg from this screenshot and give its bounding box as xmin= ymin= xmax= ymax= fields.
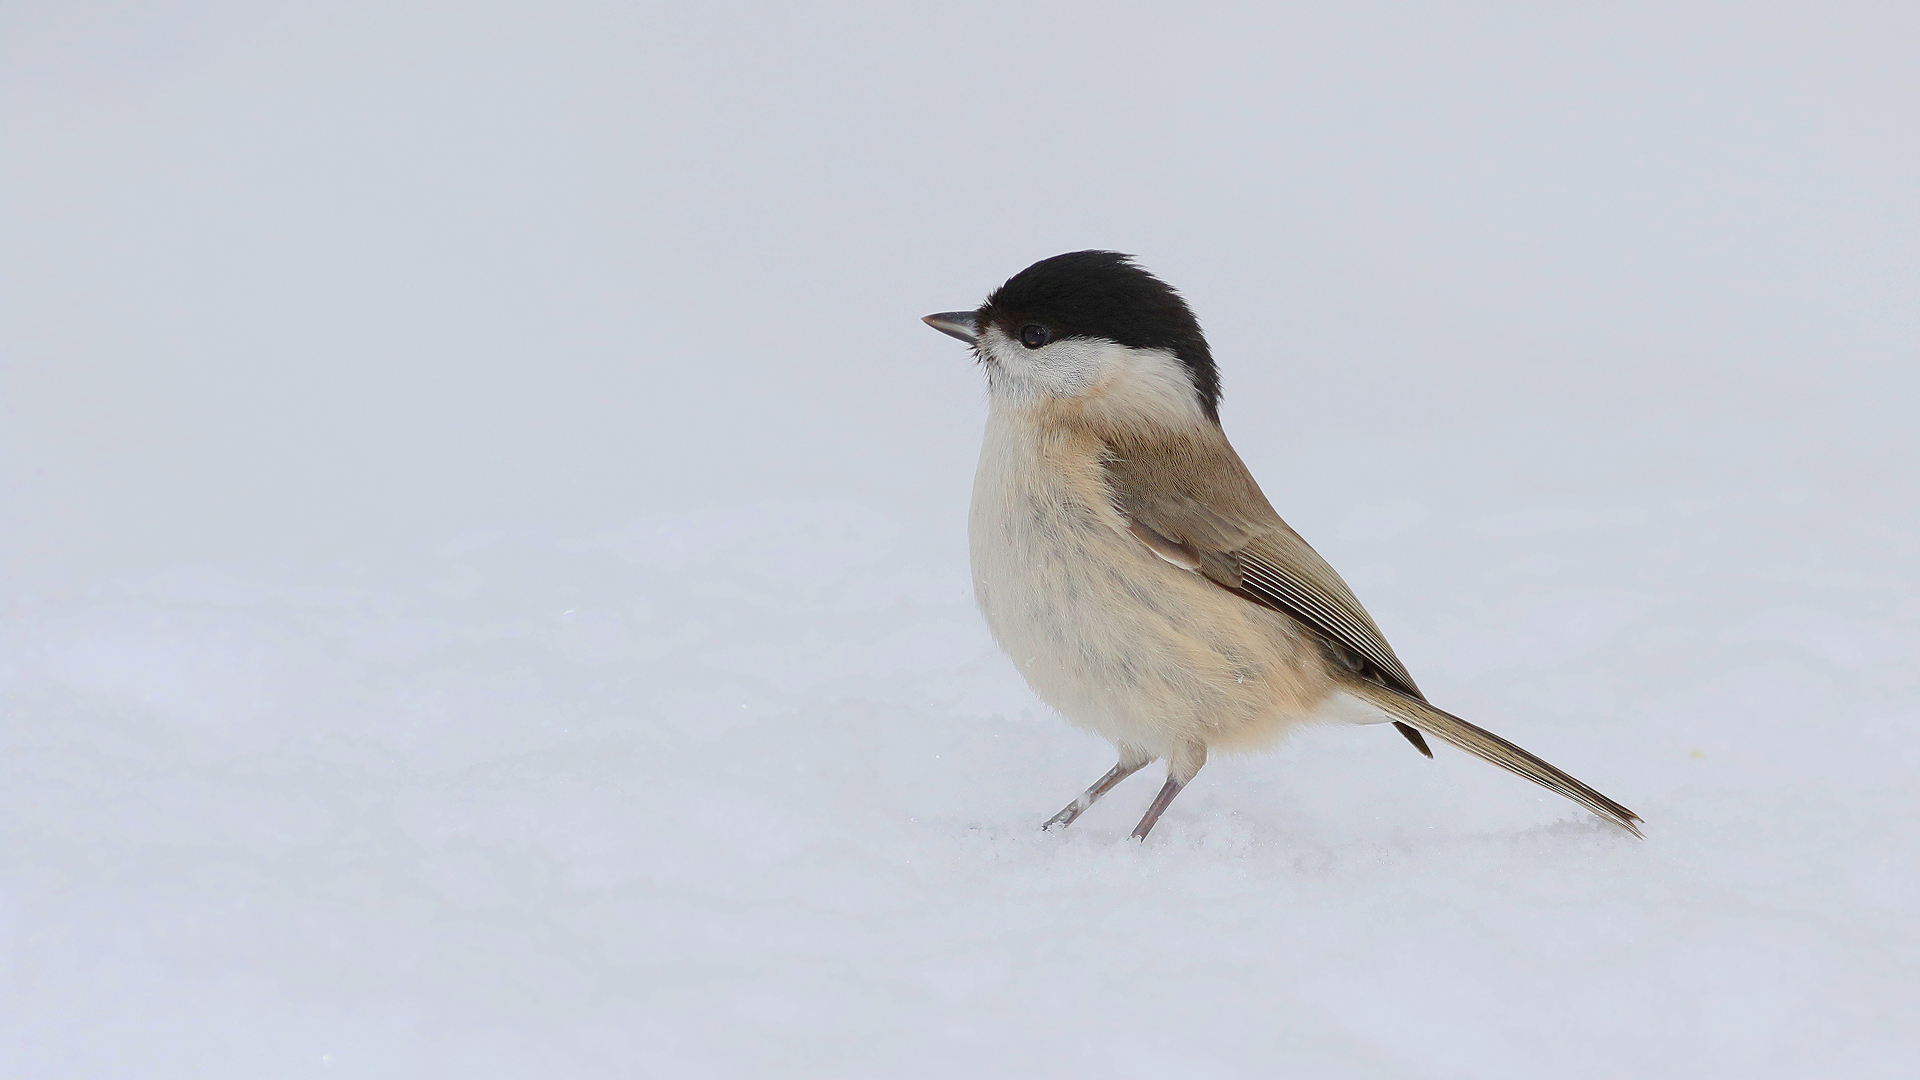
xmin=1043 ymin=748 xmax=1154 ymax=830
xmin=1130 ymin=742 xmax=1207 ymax=840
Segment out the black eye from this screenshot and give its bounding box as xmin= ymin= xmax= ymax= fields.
xmin=1018 ymin=324 xmax=1051 ymax=349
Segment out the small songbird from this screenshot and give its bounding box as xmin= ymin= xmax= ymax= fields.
xmin=923 ymin=251 xmax=1641 ymax=840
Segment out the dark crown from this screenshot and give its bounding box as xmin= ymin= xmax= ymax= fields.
xmin=978 ymin=251 xmax=1220 ymax=420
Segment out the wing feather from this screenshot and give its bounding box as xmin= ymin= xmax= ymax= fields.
xmin=1103 ymin=432 xmax=1424 ymax=702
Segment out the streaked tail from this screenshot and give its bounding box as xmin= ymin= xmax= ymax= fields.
xmin=1345 ymin=679 xmax=1643 ymax=837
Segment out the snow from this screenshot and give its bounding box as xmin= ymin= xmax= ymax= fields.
xmin=5 ymin=491 xmax=1917 ymax=1076
xmin=4 ymin=2 xmax=1918 ymax=1077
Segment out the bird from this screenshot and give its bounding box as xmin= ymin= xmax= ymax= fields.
xmin=922 ymin=250 xmax=1641 ymax=841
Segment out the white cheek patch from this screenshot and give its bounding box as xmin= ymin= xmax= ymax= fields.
xmin=979 ymin=329 xmax=1122 ymax=400
xmin=979 ymin=327 xmax=1209 ymax=427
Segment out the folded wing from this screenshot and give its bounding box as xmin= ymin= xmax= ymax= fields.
xmin=1101 ymin=430 xmax=1643 ymax=834
xmin=1102 ymin=431 xmax=1431 ymax=754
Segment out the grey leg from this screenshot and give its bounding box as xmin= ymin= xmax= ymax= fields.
xmin=1130 ymin=742 xmax=1207 ymax=841
xmin=1043 ymin=750 xmax=1153 ymax=830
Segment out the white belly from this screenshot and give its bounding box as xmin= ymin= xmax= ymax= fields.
xmin=967 ymin=412 xmax=1334 ymax=758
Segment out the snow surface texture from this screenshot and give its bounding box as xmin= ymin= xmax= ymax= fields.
xmin=5 ymin=492 xmax=1918 ymax=1077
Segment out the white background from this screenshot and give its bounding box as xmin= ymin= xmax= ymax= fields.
xmin=3 ymin=2 xmax=1916 ymax=1076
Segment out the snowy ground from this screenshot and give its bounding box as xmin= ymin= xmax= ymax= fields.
xmin=4 ymin=488 xmax=1916 ymax=1077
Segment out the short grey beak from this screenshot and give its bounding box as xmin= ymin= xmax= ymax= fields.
xmin=922 ymin=311 xmax=979 ymax=345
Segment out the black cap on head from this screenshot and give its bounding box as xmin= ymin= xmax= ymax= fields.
xmin=977 ymin=251 xmax=1220 ymax=421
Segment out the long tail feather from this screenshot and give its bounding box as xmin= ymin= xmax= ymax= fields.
xmin=1345 ymin=680 xmax=1643 ymax=837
